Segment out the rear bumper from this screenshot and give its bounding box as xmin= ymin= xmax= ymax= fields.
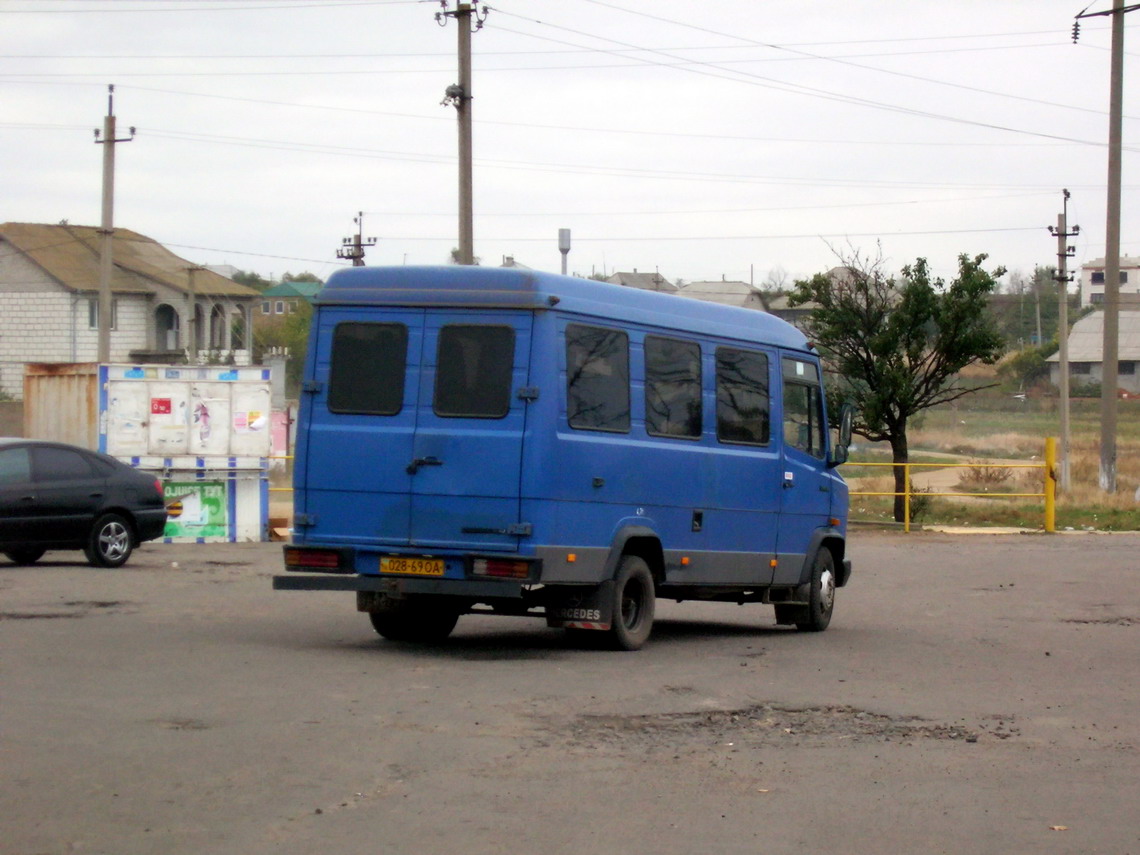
xmin=272 ymin=574 xmax=526 ymax=599
xmin=135 ymin=509 xmax=169 ymax=543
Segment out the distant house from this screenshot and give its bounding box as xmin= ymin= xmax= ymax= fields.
xmin=1046 ymin=300 xmax=1140 ymax=395
xmin=607 ymin=270 xmax=677 ymax=294
xmin=1078 ymin=256 xmax=1140 ymax=308
xmin=0 ymin=222 xmax=260 ymax=399
xmin=499 ymin=255 xmax=532 ymax=270
xmin=676 ymin=278 xmax=766 ymax=310
xmin=257 ymin=280 xmax=321 ymax=319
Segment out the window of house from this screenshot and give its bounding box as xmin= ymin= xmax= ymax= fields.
xmin=1092 ymin=271 xmax=1105 ymax=284
xmin=566 ymin=324 xmax=630 ymax=432
xmin=645 ymin=335 xmax=702 ymax=439
xmin=433 ymin=325 xmax=515 ymax=419
xmin=1120 ymin=361 xmax=1136 ymax=376
xmin=1091 ymin=293 xmax=1105 ymax=304
xmin=715 ymin=347 xmax=770 ymax=446
xmin=87 ymin=298 xmax=118 ymax=330
xmin=275 ymin=301 xmax=285 ymax=315
xmin=327 ymin=323 xmax=408 ymax=415
xmin=1071 ymin=362 xmax=1092 ymax=375
xmin=261 ymin=301 xmax=271 ymax=314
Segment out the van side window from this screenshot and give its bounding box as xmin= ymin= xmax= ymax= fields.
xmin=782 ymin=358 xmax=825 ymax=458
xmin=434 ymin=325 xmax=515 ymax=419
xmin=645 ymin=335 xmax=702 ymax=439
xmin=328 ymin=322 xmax=408 ymax=415
xmin=566 ymin=324 xmax=630 ymax=432
xmin=716 ymin=348 xmax=770 ymax=445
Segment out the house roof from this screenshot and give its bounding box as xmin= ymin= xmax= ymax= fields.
xmin=676 ymin=279 xmax=763 ymax=308
xmin=1047 ymin=306 xmax=1140 ymax=362
xmin=607 ymin=270 xmax=678 ymax=293
xmin=0 ymin=222 xmax=259 ymax=298
xmin=262 ymin=280 xmax=322 ymax=301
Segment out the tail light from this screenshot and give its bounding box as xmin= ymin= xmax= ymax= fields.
xmin=471 ymin=558 xmax=530 ymax=579
xmin=285 ymin=547 xmax=348 ymax=573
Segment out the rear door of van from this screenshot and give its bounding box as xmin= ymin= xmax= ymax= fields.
xmin=298 ymin=308 xmax=532 ymax=553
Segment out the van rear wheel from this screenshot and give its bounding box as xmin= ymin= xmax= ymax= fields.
xmin=607 ymin=555 xmax=655 ymax=651
xmin=368 ymin=600 xmax=460 ymax=642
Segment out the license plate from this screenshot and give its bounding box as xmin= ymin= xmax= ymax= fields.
xmin=380 ymin=557 xmax=445 ymax=576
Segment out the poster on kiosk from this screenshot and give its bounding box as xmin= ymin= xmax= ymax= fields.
xmin=101 ymin=365 xmax=272 ymax=542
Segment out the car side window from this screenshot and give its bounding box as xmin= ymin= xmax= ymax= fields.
xmin=0 ymin=447 xmax=32 ymax=485
xmin=32 ymin=447 xmax=98 ymax=481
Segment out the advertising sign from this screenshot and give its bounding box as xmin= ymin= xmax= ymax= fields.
xmin=164 ymin=481 xmax=228 ymax=538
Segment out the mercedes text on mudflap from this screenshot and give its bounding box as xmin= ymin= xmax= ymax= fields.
xmin=273 ymin=266 xmax=853 ymax=650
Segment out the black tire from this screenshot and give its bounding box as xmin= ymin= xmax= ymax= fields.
xmin=368 ymin=599 xmax=460 ymax=643
xmin=85 ymin=513 xmax=134 ymax=568
xmin=607 ymin=555 xmax=656 ymax=651
xmin=4 ymin=547 xmax=46 ymax=565
xmin=794 ymin=547 xmax=836 ymax=632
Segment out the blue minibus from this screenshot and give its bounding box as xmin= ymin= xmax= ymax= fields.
xmin=273 ymin=266 xmax=853 ymax=650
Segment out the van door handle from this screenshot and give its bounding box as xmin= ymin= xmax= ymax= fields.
xmin=406 ymin=456 xmax=443 ymax=475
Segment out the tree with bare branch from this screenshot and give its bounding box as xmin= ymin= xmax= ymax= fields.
xmin=789 ymin=247 xmax=1005 ymax=522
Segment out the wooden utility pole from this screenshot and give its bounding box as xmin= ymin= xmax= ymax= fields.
xmin=437 ymin=1 xmax=488 ymax=265
xmin=1077 ymin=0 xmax=1140 ymax=492
xmin=93 ymin=85 xmax=134 ymax=363
xmin=1049 ymin=190 xmax=1079 ymax=492
xmin=336 ymin=212 xmax=377 ymax=266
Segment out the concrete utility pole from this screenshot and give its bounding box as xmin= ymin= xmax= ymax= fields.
xmin=336 ymin=212 xmax=377 ymax=267
xmin=1049 ymin=190 xmax=1080 ymax=492
xmin=437 ymin=1 xmax=488 ymax=266
xmin=1076 ymin=0 xmax=1139 ymax=492
xmin=93 ymin=84 xmax=134 ymax=363
xmin=186 ymin=265 xmax=202 ymax=361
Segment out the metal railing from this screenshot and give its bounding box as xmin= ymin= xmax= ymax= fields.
xmin=844 ymin=437 xmax=1057 ymax=533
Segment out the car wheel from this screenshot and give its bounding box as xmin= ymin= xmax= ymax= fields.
xmin=606 ymin=555 xmax=656 ymax=651
xmin=85 ymin=513 xmax=134 ymax=568
xmin=4 ymin=547 xmax=46 ymax=565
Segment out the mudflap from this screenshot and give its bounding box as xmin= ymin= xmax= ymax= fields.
xmin=544 ymin=581 xmax=614 ymax=631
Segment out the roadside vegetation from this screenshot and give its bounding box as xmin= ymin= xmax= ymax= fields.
xmin=843 ymin=393 xmax=1140 ymax=531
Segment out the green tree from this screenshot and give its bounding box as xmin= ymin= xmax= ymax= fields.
xmin=790 ymin=249 xmax=1006 ymax=522
xmin=281 ymin=271 xmax=322 ymax=284
xmin=232 ymin=269 xmax=273 ymax=291
xmin=254 ymin=300 xmax=313 ymax=396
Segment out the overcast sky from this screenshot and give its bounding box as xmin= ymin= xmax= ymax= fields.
xmin=2 ymin=0 xmax=1138 ymax=288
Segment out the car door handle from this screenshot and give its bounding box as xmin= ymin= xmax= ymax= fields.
xmin=406 ymin=456 xmax=443 ymax=475
xmin=89 ymin=492 xmax=104 ymax=498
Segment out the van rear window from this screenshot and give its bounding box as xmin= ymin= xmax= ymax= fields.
xmin=566 ymin=324 xmax=630 ymax=432
xmin=328 ymin=322 xmax=408 ymax=415
xmin=716 ymin=348 xmax=770 ymax=445
xmin=434 ymin=325 xmax=515 ymax=418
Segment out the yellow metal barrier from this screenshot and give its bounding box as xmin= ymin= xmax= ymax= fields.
xmin=267 ymin=455 xmax=294 ymax=494
xmin=845 ymin=437 xmax=1057 ymax=533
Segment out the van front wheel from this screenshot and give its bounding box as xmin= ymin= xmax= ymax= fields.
xmin=608 ymin=556 xmax=655 ymax=651
xmin=795 ymin=548 xmax=836 ymax=632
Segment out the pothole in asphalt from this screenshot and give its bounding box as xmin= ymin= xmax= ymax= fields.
xmin=559 ymin=703 xmax=1012 ymax=749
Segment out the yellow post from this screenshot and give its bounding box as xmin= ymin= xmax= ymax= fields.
xmin=903 ymin=461 xmax=911 ymax=533
xmin=1044 ymin=436 xmax=1056 ymax=533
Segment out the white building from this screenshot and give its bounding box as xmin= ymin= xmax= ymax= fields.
xmin=1078 ymin=256 xmax=1140 ymax=308
xmin=1047 ymin=305 xmax=1140 ymax=395
xmin=0 ymin=222 xmax=260 ymax=399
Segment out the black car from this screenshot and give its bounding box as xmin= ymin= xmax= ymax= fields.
xmin=0 ymin=438 xmax=167 ymax=567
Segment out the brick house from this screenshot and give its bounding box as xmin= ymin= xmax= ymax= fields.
xmin=0 ymin=222 xmax=260 ymax=399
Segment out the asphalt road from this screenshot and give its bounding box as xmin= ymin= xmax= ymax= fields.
xmin=2 ymin=532 xmax=1137 ymax=855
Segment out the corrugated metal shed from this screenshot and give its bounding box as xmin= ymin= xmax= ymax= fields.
xmin=0 ymin=222 xmax=257 ymax=298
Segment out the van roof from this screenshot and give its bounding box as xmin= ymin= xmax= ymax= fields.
xmin=318 ymin=266 xmax=812 ymax=352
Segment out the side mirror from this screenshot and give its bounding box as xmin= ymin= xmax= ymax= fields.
xmin=828 ymin=403 xmax=855 ymax=468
